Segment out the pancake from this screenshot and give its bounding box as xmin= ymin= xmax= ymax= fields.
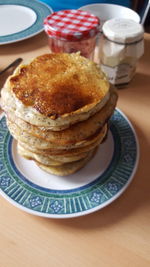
xmin=1 ymin=53 xmax=110 ymax=129
xmin=6 ymin=86 xmax=117 ymax=145
xmin=7 ymin=119 xmax=107 ymax=150
xmin=17 ymin=142 xmax=92 ymax=164
xmin=36 ymin=149 xmax=96 ymax=176
xmin=17 ymin=124 xmax=107 ymax=157
xmin=18 ymin=141 xmax=99 ymax=162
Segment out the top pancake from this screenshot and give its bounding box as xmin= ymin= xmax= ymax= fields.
xmin=1 ymin=53 xmax=110 ymax=129
xmin=6 ymin=86 xmax=117 ymax=146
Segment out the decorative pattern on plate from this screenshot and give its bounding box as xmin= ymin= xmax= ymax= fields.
xmin=0 ymin=109 xmax=139 ymax=218
xmin=0 ymin=0 xmax=53 ymax=44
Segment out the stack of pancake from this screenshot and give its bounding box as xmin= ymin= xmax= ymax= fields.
xmin=0 ymin=53 xmax=117 ymax=176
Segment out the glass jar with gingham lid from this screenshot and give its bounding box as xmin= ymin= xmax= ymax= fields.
xmin=44 ymin=9 xmax=100 ymax=59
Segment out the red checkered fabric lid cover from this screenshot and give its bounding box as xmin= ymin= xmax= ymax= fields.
xmin=44 ymin=9 xmax=100 ymax=41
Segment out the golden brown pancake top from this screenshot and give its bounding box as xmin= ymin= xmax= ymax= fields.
xmin=10 ymin=53 xmax=109 ymax=117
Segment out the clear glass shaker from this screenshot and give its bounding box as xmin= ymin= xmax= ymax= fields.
xmin=100 ymin=18 xmax=144 ymax=87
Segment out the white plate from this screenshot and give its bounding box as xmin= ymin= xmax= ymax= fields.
xmin=0 ymin=109 xmax=139 ymax=218
xmin=79 ymin=4 xmax=140 ymax=29
xmin=0 ymin=0 xmax=53 ymax=44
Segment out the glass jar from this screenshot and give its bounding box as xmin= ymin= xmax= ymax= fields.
xmin=44 ymin=9 xmax=100 ymax=60
xmin=100 ymin=18 xmax=144 ymax=87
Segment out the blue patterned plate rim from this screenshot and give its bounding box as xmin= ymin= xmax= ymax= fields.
xmin=0 ymin=0 xmax=53 ymax=44
xmin=0 ymin=108 xmax=139 ymax=218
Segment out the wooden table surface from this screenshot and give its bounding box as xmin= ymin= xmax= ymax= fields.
xmin=0 ymin=33 xmax=150 ymax=267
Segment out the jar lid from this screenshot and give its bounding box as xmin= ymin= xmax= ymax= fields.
xmin=102 ymin=18 xmax=144 ymax=44
xmin=44 ymin=9 xmax=100 ymax=41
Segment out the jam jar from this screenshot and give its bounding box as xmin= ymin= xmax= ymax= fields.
xmin=44 ymin=9 xmax=100 ymax=60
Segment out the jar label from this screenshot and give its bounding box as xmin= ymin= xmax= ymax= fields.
xmin=101 ymin=63 xmax=136 ymax=85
